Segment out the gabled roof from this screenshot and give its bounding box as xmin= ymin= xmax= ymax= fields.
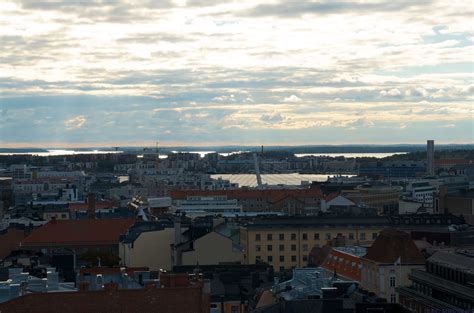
xmin=21 ymin=219 xmax=135 ymax=247
xmin=120 ymin=221 xmax=173 ymax=244
xmin=363 ymin=228 xmax=425 ymax=264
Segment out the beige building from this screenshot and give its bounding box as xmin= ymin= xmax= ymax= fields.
xmin=342 ymin=184 xmax=401 ymax=214
xmin=177 ymin=231 xmax=243 ymax=266
xmin=360 ymin=228 xmax=425 ymax=303
xmin=119 ymin=223 xmax=177 ymax=271
xmin=240 ymin=216 xmax=390 ymax=272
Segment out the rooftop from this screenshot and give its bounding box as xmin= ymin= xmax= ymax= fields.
xmin=363 ymin=228 xmax=425 ymax=264
xmin=428 ymin=251 xmax=474 ymax=274
xmin=21 ymin=218 xmax=135 ymax=247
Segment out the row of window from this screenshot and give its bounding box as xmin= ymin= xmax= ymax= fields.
xmin=255 ymin=232 xmax=377 ymax=241
xmin=256 ymin=244 xmax=312 ymax=252
xmin=256 ymin=255 xmax=308 ymax=263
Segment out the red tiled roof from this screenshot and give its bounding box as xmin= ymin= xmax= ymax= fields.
xmin=170 ymin=187 xmax=323 ymax=202
xmin=21 ymin=219 xmax=135 ymax=247
xmin=0 ymin=228 xmax=28 ymax=259
xmin=322 ymin=248 xmax=362 ymax=281
xmin=69 ymin=201 xmax=116 ymax=212
xmin=363 ymin=228 xmax=425 ymax=264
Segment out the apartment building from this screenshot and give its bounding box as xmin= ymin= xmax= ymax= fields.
xmin=240 ymin=216 xmax=389 ymax=272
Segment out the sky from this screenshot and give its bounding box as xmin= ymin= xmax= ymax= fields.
xmin=0 ymin=0 xmax=473 ymax=148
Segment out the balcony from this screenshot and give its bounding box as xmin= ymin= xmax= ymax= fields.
xmin=397 ymin=286 xmax=460 ymax=311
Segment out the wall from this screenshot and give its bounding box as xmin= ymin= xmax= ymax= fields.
xmin=119 ymin=227 xmax=175 ymax=271
xmin=360 ymin=259 xmax=424 ymax=303
xmin=181 ymin=232 xmax=243 ymax=266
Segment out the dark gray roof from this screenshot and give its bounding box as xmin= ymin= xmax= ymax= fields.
xmin=246 ymin=216 xmax=390 ymax=229
xmin=120 ymin=220 xmax=173 ymax=244
xmin=429 ymin=251 xmax=474 ymax=274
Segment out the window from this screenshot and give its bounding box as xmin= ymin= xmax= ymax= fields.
xmin=256 ymin=256 xmax=261 ymax=261
xmin=267 ymin=245 xmax=273 ymax=251
xmin=390 ymin=294 xmax=396 ymax=303
xmin=279 ymin=255 xmax=285 ymax=262
xmin=349 ymin=233 xmax=354 ymax=240
xmin=372 ymin=232 xmax=378 ymax=240
xmin=303 ymin=255 xmax=308 ymax=262
xmin=325 ymin=233 xmax=331 ymax=240
xmin=267 ymin=234 xmax=273 ymax=241
xmin=291 ymin=244 xmax=296 ymax=251
xmin=267 ymin=256 xmax=273 ymax=262
xmin=291 ymin=233 xmax=297 ymax=240
xmin=314 ymin=233 xmax=320 ymax=240
xmin=279 ymin=244 xmax=284 ymax=251
xmin=390 ymin=274 xmax=396 ymax=287
xmin=291 ymin=255 xmax=297 ymax=262
xmin=360 ymin=232 xmax=366 ymax=240
xmin=279 ymin=233 xmax=285 ymax=240
xmin=255 ymin=234 xmax=261 ymax=241
xmin=302 ymin=244 xmax=308 ymax=252
xmin=256 ymin=245 xmax=261 ymax=252
xmin=302 ymin=233 xmax=308 ymax=240
xmin=231 ymin=306 xmax=239 ymax=313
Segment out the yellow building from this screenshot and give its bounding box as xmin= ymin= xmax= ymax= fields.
xmin=240 ymin=216 xmax=390 ymax=272
xmin=179 ymin=231 xmax=243 ymax=266
xmin=119 ymin=223 xmax=177 ymax=271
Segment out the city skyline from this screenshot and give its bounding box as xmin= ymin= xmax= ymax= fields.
xmin=1 ymin=0 xmax=473 ymax=147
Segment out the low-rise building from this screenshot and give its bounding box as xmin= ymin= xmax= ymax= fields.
xmin=174 ymin=195 xmax=243 ymax=216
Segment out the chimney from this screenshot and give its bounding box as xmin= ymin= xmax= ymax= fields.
xmin=78 ymin=281 xmax=90 ymax=292
xmin=103 ymin=282 xmax=119 ymax=292
xmin=427 ymin=140 xmax=434 ymax=176
xmin=87 ymin=192 xmax=96 ymax=219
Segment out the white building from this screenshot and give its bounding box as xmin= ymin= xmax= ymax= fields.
xmin=174 ymin=195 xmax=242 ymax=215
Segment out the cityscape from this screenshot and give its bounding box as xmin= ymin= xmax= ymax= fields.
xmin=1 ymin=1 xmax=473 ymax=313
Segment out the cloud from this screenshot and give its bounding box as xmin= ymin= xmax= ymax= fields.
xmin=260 ymin=113 xmax=284 ymax=123
xmin=0 ymin=0 xmax=472 ymax=145
xmin=283 ymin=95 xmax=302 ymax=103
xmin=380 ymin=88 xmax=402 ymax=98
xmin=64 ymin=115 xmax=87 ymax=130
